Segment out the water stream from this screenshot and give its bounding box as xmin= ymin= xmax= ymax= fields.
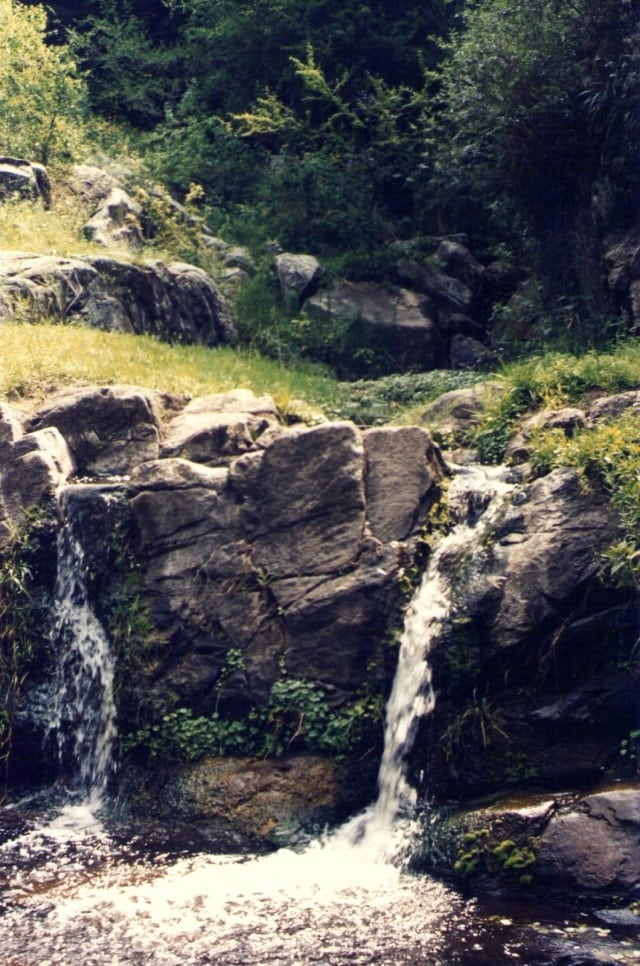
xmin=0 ymin=471 xmax=638 ymax=964
xmin=45 ymin=485 xmax=117 ymax=803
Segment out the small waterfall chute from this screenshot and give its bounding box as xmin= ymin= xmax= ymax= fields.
xmin=342 ymin=464 xmax=517 ymax=863
xmin=45 ymin=485 xmax=118 ymax=804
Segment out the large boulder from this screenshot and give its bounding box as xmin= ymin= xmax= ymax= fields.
xmin=0 ymin=252 xmax=236 ymax=346
xmin=0 ymin=403 xmax=74 ymax=549
xmin=604 ymin=226 xmax=640 ymax=331
xmin=161 ymin=389 xmax=281 ymax=466
xmin=305 ymin=280 xmax=446 ymax=373
xmin=122 ymin=754 xmax=358 ymax=847
xmin=363 ymin=426 xmax=446 ymax=543
xmin=536 ymin=788 xmax=640 ymax=891
xmin=28 ymin=385 xmax=163 ymax=477
xmin=421 ymin=786 xmax=640 ymax=896
xmin=274 ymin=252 xmax=323 ymax=302
xmin=411 ymin=467 xmax=636 ymax=801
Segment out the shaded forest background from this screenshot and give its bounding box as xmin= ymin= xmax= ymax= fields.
xmin=10 ymin=0 xmax=640 ymax=346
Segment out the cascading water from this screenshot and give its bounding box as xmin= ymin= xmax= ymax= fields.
xmin=343 ymin=463 xmax=516 ymax=861
xmin=45 ymin=484 xmax=117 ymax=802
xmin=0 ymin=467 xmax=635 ymax=965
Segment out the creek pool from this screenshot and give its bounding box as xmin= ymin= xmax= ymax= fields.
xmin=0 ymin=796 xmax=638 ymax=966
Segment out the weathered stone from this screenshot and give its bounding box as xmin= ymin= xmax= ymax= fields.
xmin=449 ymin=333 xmax=498 ymax=371
xmin=0 ymin=425 xmax=73 ymax=548
xmin=83 ymin=187 xmax=144 ymax=251
xmin=420 ymin=382 xmax=506 ymax=439
xmin=221 ymin=246 xmax=255 ymax=274
xmin=235 ymin=422 xmax=366 ymax=578
xmin=0 ymin=157 xmax=51 ymax=207
xmin=537 ymin=789 xmax=640 ymax=890
xmin=305 ymin=280 xmax=446 ymax=372
xmin=589 ymin=390 xmax=640 ymax=423
xmin=506 ymin=406 xmax=587 ymax=461
xmin=28 ymin=385 xmax=162 ymax=476
xmin=67 ymin=164 xmax=120 ymax=204
xmin=125 ymin=755 xmax=351 ymax=846
xmin=363 ymin=426 xmax=446 ymax=543
xmin=272 ymin=544 xmax=400 ymax=696
xmin=161 ymin=389 xmax=281 ymax=466
xmin=490 ymin=469 xmax=618 ymax=650
xmin=275 ymin=252 xmax=323 ymax=302
xmin=436 ymin=239 xmax=485 ymax=291
xmin=393 ymin=258 xmax=474 ymax=317
xmin=0 ymin=252 xmax=236 ymax=346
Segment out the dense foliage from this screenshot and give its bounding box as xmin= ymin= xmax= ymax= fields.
xmin=9 ymin=0 xmax=640 ymax=322
xmin=0 ymin=0 xmax=86 ymax=163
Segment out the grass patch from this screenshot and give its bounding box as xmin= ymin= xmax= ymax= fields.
xmin=0 ymin=322 xmax=342 ymax=418
xmin=0 ymin=195 xmax=101 ymax=259
xmin=471 ymin=342 xmax=640 ymax=462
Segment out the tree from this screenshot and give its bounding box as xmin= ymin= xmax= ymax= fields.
xmin=0 ymin=0 xmax=87 ymax=163
xmin=428 ymin=0 xmax=640 ymax=286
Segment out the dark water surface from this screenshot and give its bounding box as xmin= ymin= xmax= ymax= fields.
xmin=0 ymin=797 xmax=638 ymax=966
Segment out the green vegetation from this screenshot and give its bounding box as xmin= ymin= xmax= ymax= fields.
xmin=0 ymin=0 xmax=87 ymax=164
xmin=124 ymin=676 xmax=384 ymax=763
xmin=0 ymin=507 xmax=54 ymax=795
xmin=454 ymin=828 xmax=536 ymax=885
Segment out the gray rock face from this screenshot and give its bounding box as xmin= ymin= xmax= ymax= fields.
xmin=420 ymin=382 xmax=505 ymax=439
xmin=424 ymin=787 xmax=640 ymax=895
xmin=0 ymin=405 xmax=74 ymax=548
xmin=0 ymin=157 xmax=51 ymax=208
xmin=116 ymin=412 xmax=445 ymax=714
xmin=537 ymin=789 xmax=640 ymax=890
xmin=305 ymin=280 xmax=446 ymax=372
xmin=604 ymin=227 xmax=640 ymax=331
xmin=0 ymin=252 xmax=236 ymax=346
xmin=363 ymin=426 xmax=446 ymax=543
xmin=490 ymin=469 xmax=617 ymax=650
xmin=28 ymin=385 xmax=163 ymax=477
xmin=274 ymin=252 xmax=323 ymax=302
xmin=161 ymin=389 xmax=281 ymax=466
xmin=83 ymin=187 xmax=144 ymax=251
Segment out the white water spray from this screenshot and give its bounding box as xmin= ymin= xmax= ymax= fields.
xmin=347 ymin=464 xmax=516 ymax=861
xmin=46 ymin=486 xmax=117 ymax=803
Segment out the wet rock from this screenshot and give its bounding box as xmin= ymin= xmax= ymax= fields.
xmin=123 ymin=755 xmax=353 ymax=845
xmin=363 ymin=426 xmax=446 ymax=542
xmin=537 ymin=788 xmax=640 ymax=890
xmin=489 ymin=469 xmax=619 ymax=651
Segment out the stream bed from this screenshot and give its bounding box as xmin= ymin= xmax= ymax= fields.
xmin=1 ymin=796 xmax=639 ymax=966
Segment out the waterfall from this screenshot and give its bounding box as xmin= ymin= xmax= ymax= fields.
xmin=347 ymin=464 xmax=516 ymax=861
xmin=45 ymin=486 xmax=117 ymax=803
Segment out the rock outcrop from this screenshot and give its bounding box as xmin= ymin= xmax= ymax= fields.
xmin=0 ymin=252 xmax=236 ymax=346
xmin=305 ymin=280 xmax=447 ymax=374
xmin=0 ymin=157 xmax=51 ymax=208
